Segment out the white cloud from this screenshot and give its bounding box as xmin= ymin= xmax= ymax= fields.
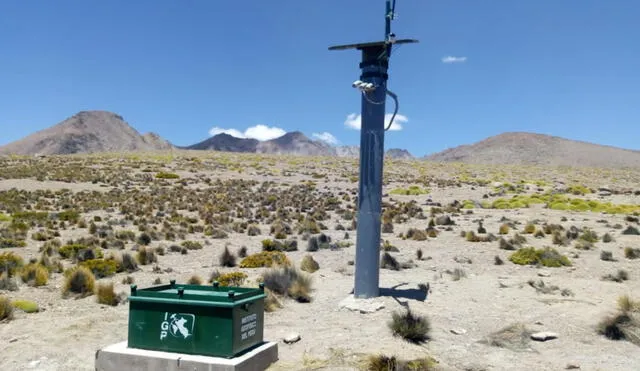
xmin=312 ymin=132 xmax=339 ymax=145
xmin=344 ymin=113 xmax=407 ymax=131
xmin=441 ymin=56 xmax=467 ymax=64
xmin=208 ymin=124 xmax=286 ymax=141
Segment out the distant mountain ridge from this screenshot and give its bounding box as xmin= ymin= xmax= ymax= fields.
xmin=0 ymin=111 xmax=173 ymax=155
xmin=423 ymin=132 xmax=640 ymax=168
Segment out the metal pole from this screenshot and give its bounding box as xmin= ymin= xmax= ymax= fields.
xmin=353 ymin=45 xmax=388 ymax=298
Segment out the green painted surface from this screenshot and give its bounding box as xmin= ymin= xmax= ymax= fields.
xmin=127 ymin=281 xmax=265 ymax=358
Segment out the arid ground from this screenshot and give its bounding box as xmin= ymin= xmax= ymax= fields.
xmin=1 ymin=152 xmax=639 ymax=371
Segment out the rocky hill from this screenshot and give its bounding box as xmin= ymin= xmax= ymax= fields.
xmin=0 ymin=111 xmax=173 ymax=155
xmin=424 ymin=132 xmax=640 ymax=168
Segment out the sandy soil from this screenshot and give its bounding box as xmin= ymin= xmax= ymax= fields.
xmin=1 ymin=158 xmax=639 ymax=371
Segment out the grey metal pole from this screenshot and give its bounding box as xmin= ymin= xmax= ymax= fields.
xmin=353 ymin=45 xmax=388 ymax=298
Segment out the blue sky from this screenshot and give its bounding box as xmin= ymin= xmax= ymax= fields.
xmin=1 ymin=0 xmax=638 ymax=157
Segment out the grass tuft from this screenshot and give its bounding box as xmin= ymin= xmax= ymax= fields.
xmin=388 ymin=308 xmax=431 ymax=344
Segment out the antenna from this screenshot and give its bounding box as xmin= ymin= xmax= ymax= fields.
xmin=329 ymin=1 xmax=418 ymax=299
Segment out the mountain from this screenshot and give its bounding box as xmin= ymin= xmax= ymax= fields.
xmin=187 ymin=133 xmax=258 ymax=152
xmin=423 ymin=132 xmax=640 ymax=168
xmin=386 ymin=148 xmax=414 ymax=159
xmin=0 ymin=111 xmax=173 ymax=155
xmin=255 ymin=131 xmax=335 ymax=156
xmin=335 ymin=145 xmax=360 ymax=157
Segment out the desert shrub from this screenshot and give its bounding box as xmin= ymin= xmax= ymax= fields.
xmin=206 ymin=227 xmax=228 ymax=239
xmin=380 ymin=252 xmax=400 ymax=271
xmin=534 ymin=229 xmax=545 ymax=238
xmin=0 ymin=237 xmax=27 ymax=248
xmin=388 ymin=308 xmax=430 ymax=344
xmin=262 ymin=266 xmax=312 ymax=303
xmin=80 ymin=259 xmax=117 ymax=278
xmin=498 ymin=224 xmax=510 ymax=235
xmin=300 ymin=255 xmax=319 ymax=273
xmin=137 ymin=246 xmax=157 ymax=265
xmin=597 ymin=295 xmax=640 ymax=345
xmin=122 ymin=275 xmax=134 ymax=284
xmin=19 ymin=263 xmax=49 ymax=286
xmin=624 ymin=247 xmax=640 ymax=259
xmin=552 ymin=231 xmax=569 ymax=246
xmin=306 ymin=236 xmax=319 ymax=252
xmin=382 ymin=221 xmax=394 ymax=234
xmin=495 ymin=255 xmax=504 ymax=265
xmin=0 ymin=272 xmax=18 ymax=291
xmin=566 ymin=185 xmax=591 ymax=195
xmin=262 ymin=239 xmax=297 ymax=252
xmin=121 ymin=252 xmax=139 ymax=272
xmin=58 ymin=244 xmax=87 ymax=259
xmin=247 ymin=224 xmax=261 ymax=236
xmin=239 ymin=251 xmax=291 ymax=268
xmin=12 ymin=299 xmax=39 ymax=313
xmin=602 ymin=233 xmax=614 ymax=243
xmin=0 ymin=252 xmax=24 ymax=277
xmin=219 ymin=246 xmax=237 ymax=267
xmin=405 ymin=228 xmax=427 ymax=241
xmin=0 ymin=295 xmax=13 ymax=321
xmin=365 ymin=354 xmax=437 ymax=371
xmin=238 ymin=246 xmax=247 ymax=258
xmin=137 ymin=232 xmax=152 ymax=245
xmin=523 ymin=223 xmax=536 ymax=234
xmin=600 ymin=251 xmax=615 ymax=261
xmin=188 ymin=275 xmax=203 ymax=285
xmin=58 ymin=210 xmax=80 ymax=223
xmin=575 ymin=240 xmax=594 ymax=250
xmin=602 ymin=270 xmax=629 ymax=283
xmin=182 ymin=240 xmax=203 ymax=250
xmin=579 ymin=229 xmax=599 ymax=242
xmin=62 ymin=266 xmax=95 ymax=298
xmin=96 ymin=282 xmax=119 ymax=306
xmin=499 ymin=237 xmax=516 ymax=250
xmin=155 ymin=172 xmax=180 ymax=179
xmin=381 ymin=240 xmax=399 ymax=252
xmin=509 ymin=247 xmax=571 ymax=267
xmin=447 ymin=267 xmax=467 ymax=281
xmin=214 ymin=272 xmax=247 ymax=287
xmin=389 ymin=186 xmax=429 ymax=196
xmin=622 ymin=226 xmax=640 ymax=235
xmin=416 ymin=248 xmax=423 ymax=260
xmin=264 ymin=288 xmax=283 ymax=312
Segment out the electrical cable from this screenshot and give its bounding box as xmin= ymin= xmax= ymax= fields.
xmin=385 ymin=89 xmax=398 ymax=131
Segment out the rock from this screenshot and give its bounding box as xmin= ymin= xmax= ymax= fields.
xmin=454 ymin=256 xmax=472 ymax=264
xmin=450 ymin=328 xmax=467 ymax=335
xmin=537 ymin=271 xmax=551 ymax=277
xmin=339 ymin=295 xmax=385 ymax=313
xmin=283 ymin=333 xmax=301 ymax=344
xmin=565 ymin=364 xmax=580 ymax=369
xmin=531 ymin=332 xmax=558 ymax=341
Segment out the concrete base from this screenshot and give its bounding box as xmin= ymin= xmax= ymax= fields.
xmin=95 ymin=341 xmax=278 ymax=371
xmin=339 ymin=294 xmax=385 ymax=313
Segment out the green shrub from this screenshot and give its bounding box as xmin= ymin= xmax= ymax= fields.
xmin=0 ymin=238 xmax=27 ymax=248
xmin=300 ymin=255 xmax=319 ymax=273
xmin=96 ymin=282 xmax=119 ymax=306
xmin=155 ymin=172 xmax=180 ymax=179
xmin=406 ymin=228 xmax=427 ymax=241
xmin=181 ymin=240 xmax=203 ymax=250
xmin=0 ymin=214 xmax=11 ymax=222
xmin=389 ymin=186 xmax=430 ymax=196
xmin=624 ymin=247 xmax=640 ymax=259
xmin=137 ymin=246 xmax=157 ymax=265
xmin=0 ymin=252 xmax=24 ymax=277
xmin=523 ymin=223 xmax=536 ymax=234
xmin=80 ymin=259 xmax=117 ymax=278
xmin=498 ymin=223 xmax=510 ymax=235
xmin=365 ymin=355 xmax=438 ymax=371
xmin=188 ymin=275 xmax=203 ymax=285
xmin=19 ymin=263 xmax=49 ymax=286
xmin=239 ymin=251 xmax=291 ymax=268
xmin=388 ymin=309 xmax=431 ymax=344
xmin=261 ymin=239 xmax=297 ymax=252
xmin=11 ymin=299 xmax=39 ymax=313
xmin=58 ymin=210 xmax=80 ymax=223
xmin=0 ymin=295 xmax=13 ymax=321
xmin=63 ymin=266 xmax=95 ymax=298
xmin=58 ymin=244 xmax=87 ymax=259
xmin=509 ymin=247 xmax=571 ymax=267
xmin=215 ymin=272 xmax=248 ymax=287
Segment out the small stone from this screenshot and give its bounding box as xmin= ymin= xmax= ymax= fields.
xmin=283 ymin=333 xmax=301 ymax=344
xmin=537 ymin=271 xmax=551 ymax=277
xmin=450 ymin=328 xmax=467 ymax=335
xmin=9 ymin=338 xmax=18 ymax=343
xmin=565 ymin=363 xmax=580 ymax=369
xmin=531 ymin=332 xmax=558 ymax=341
xmin=454 ymin=256 xmax=472 ymax=264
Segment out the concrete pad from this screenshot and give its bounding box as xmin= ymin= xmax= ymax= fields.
xmin=95 ymin=341 xmax=278 ymax=371
xmin=338 ymin=294 xmax=385 ymax=313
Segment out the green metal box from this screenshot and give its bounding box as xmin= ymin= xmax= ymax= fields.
xmin=127 ymin=280 xmax=266 ymax=358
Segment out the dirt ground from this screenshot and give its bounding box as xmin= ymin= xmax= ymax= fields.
xmin=0 ymin=154 xmax=639 ymax=371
